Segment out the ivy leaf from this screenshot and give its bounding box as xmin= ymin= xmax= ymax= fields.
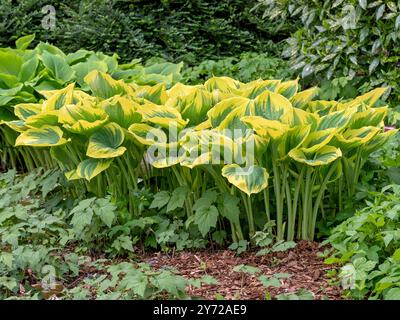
xmin=119 ymin=270 xmax=148 ymax=297
xmin=150 ymin=191 xmax=171 ymax=209
xmin=384 ymin=288 xmax=400 ymax=300
xmin=93 ymin=198 xmax=116 ymax=227
xmin=233 ymin=264 xmax=261 ymax=274
xmin=0 ymin=276 xmax=17 ymax=291
xmin=0 ymin=253 xmax=13 ymax=268
xmin=259 ymin=275 xmax=282 ymax=288
xmin=153 ymin=271 xmax=188 ymax=297
xmin=167 ymin=187 xmax=189 ymax=212
xmin=70 ymin=207 xmax=93 ymax=235
xmin=219 ymin=193 xmax=240 ymax=225
xmin=194 ymin=205 xmax=219 ymax=237
xmin=193 ymin=190 xmax=217 ymax=211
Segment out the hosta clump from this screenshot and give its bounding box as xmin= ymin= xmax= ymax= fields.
xmin=6 ymin=72 xmax=396 ymax=242
xmin=0 ymin=35 xmax=183 ymax=171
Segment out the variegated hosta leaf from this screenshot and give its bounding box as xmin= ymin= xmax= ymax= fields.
xmin=241 ymin=116 xmax=289 ymax=141
xmin=276 ymin=78 xmax=299 ymax=99
xmin=317 ymin=108 xmax=356 ymax=131
xmin=170 ymin=88 xmax=214 ymax=126
xmin=349 ymin=106 xmax=388 ymax=129
xmin=128 ymin=123 xmax=166 ymax=146
xmin=290 ymin=87 xmax=318 ymax=108
xmin=4 ymin=120 xmax=28 ymax=133
xmin=76 ymin=158 xmax=113 ymax=181
xmin=167 ymin=82 xmax=199 ymax=98
xmin=218 ymin=106 xmax=251 ymax=132
xmin=331 ymin=126 xmax=380 ymax=153
xmin=222 ymin=164 xmax=269 ymax=196
xmin=207 ymin=97 xmax=252 ymax=128
xmin=300 ymin=128 xmax=337 ymax=153
xmin=345 ymin=88 xmax=387 ymax=109
xmin=286 ymin=108 xmax=319 ymax=131
xmin=136 ymin=83 xmax=168 ymax=105
xmin=253 ymin=90 xmax=293 ymax=121
xmin=59 ymin=103 xmax=109 ymax=134
xmin=307 ymin=100 xmax=342 ymax=116
xmin=42 ymin=83 xmax=75 ymax=111
xmin=235 ymin=80 xmax=280 ymax=99
xmin=180 ymin=151 xmax=212 ymax=169
xmin=25 ymin=111 xmax=59 ymax=128
xmin=289 ymin=146 xmax=342 ymax=167
xmin=87 ymin=123 xmax=126 ymax=159
xmin=14 ymin=103 xmax=42 ymax=120
xmin=15 ymin=125 xmax=69 ymax=147
xmin=65 ymin=169 xmax=80 ymax=181
xmin=136 ymin=103 xmax=188 ymax=130
xmin=101 ymin=96 xmax=142 ymax=129
xmin=277 ymin=125 xmax=311 ymax=160
xmin=361 ymin=129 xmax=399 ymax=157
xmin=84 ymin=70 xmax=131 ymax=99
xmin=204 ymin=76 xmax=240 ymax=93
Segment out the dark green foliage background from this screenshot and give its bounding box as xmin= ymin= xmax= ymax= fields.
xmin=0 ymin=0 xmax=285 ymax=64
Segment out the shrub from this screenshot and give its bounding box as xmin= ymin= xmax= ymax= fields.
xmin=0 ymin=0 xmax=283 ymax=64
xmin=256 ymin=0 xmax=400 ymax=109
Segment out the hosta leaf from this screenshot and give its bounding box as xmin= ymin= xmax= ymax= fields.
xmin=318 ymin=109 xmax=355 ymax=130
xmin=76 ymin=158 xmax=113 ymax=181
xmin=349 ymin=106 xmax=388 ymax=129
xmin=14 ymin=103 xmax=42 ymax=120
xmin=41 ymin=51 xmax=75 ymax=83
xmin=346 ymin=88 xmax=387 ymax=108
xmin=277 ymin=79 xmax=299 ymax=99
xmin=289 ymin=146 xmax=342 ymax=166
xmin=290 ymin=87 xmax=318 ymax=108
xmin=300 ymin=128 xmax=336 ymax=153
xmin=207 ymin=97 xmax=252 ymax=128
xmin=222 ymin=164 xmax=269 ymax=195
xmin=101 ymin=96 xmax=142 ymax=129
xmin=84 ymin=70 xmax=129 ymax=99
xmin=3 ymin=120 xmax=28 ymax=133
xmin=19 ymin=55 xmax=39 ymax=83
xmin=15 ymin=34 xmax=35 ymax=50
xmin=25 ymin=111 xmax=59 ymax=128
xmin=15 ymin=125 xmax=69 ymax=147
xmin=332 ymin=126 xmax=380 ymax=152
xmin=87 ymin=123 xmax=126 ymax=158
xmin=253 ymin=90 xmax=293 ymax=121
xmin=361 ymin=129 xmax=399 ymax=157
xmin=171 ymin=88 xmax=214 ymax=125
xmin=236 ymin=80 xmax=280 ymax=99
xmin=59 ymin=103 xmax=109 ymax=134
xmin=241 ymin=116 xmax=289 ymax=140
xmin=128 ymin=123 xmax=165 ymax=146
xmin=136 ymin=83 xmax=168 ymax=105
xmin=42 ymin=83 xmax=75 ymax=111
xmin=277 ymin=125 xmax=311 ymax=160
xmin=204 ymin=76 xmax=240 ymax=93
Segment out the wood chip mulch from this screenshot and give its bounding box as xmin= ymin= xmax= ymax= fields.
xmin=141 ymin=241 xmax=342 ymax=300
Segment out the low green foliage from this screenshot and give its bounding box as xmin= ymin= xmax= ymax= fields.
xmin=325 ymin=185 xmax=400 ymax=300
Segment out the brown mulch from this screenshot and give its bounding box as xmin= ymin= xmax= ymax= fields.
xmin=141 ymin=241 xmax=342 ymax=300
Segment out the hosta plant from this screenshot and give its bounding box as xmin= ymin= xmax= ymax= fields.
xmin=0 ymin=35 xmax=183 ymax=171
xmin=5 ymin=72 xmax=396 ymax=242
